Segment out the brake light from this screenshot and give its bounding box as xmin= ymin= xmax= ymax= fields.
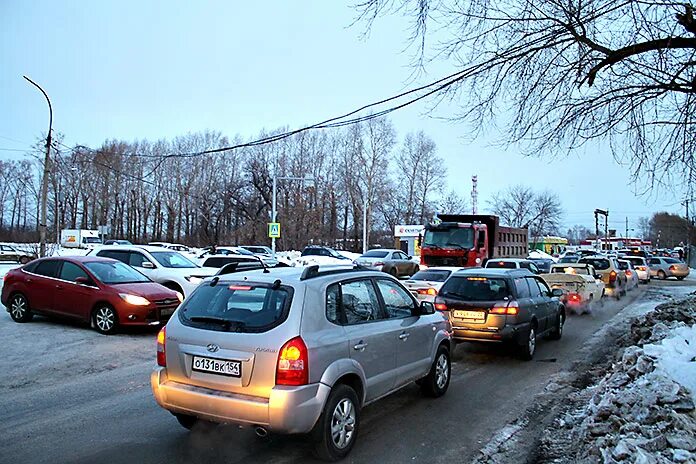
xmin=276 ymin=337 xmax=308 ymax=386
xmin=625 ymin=270 xmax=632 ymax=277
xmin=568 ymin=293 xmax=581 ymax=302
xmin=228 ymin=285 xmax=253 ymax=291
xmin=489 ymin=301 xmax=519 ymax=315
xmin=156 ymin=327 xmax=166 ymax=367
xmin=417 ymin=288 xmax=438 ymax=296
xmin=609 ymin=270 xmax=617 ymax=283
xmin=669 ymin=265 xmax=677 ymax=271
xmin=434 ymin=303 xmax=448 ymax=311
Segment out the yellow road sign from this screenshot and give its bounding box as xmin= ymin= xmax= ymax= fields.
xmin=268 ymin=222 xmax=281 ymax=238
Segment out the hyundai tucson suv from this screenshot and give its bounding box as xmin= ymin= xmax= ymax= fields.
xmin=151 ymin=265 xmax=452 ymax=461
xmin=433 ymin=268 xmax=565 ymax=360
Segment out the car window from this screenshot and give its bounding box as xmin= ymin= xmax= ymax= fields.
xmin=410 ymin=270 xmax=452 ymax=282
xmin=303 ymin=248 xmax=320 ymax=256
xmin=395 ymin=252 xmax=408 ymax=260
xmin=375 ymin=279 xmax=414 ymax=318
xmin=514 ymin=278 xmax=531 ymax=298
xmin=440 ymin=276 xmax=510 ymax=301
xmin=33 ymin=260 xmax=62 ymax=278
xmin=579 ymin=258 xmax=610 ymax=270
xmin=527 ymin=277 xmax=544 ymax=297
xmin=150 ymin=251 xmax=197 ymax=268
xmin=664 ymin=258 xmax=681 ymax=264
xmin=362 ymin=250 xmax=389 ymax=258
xmin=1 ymin=245 xmax=13 ymax=251
xmin=97 ymin=250 xmax=130 ymax=264
xmin=649 ymin=258 xmax=660 ymax=265
xmin=179 ymin=282 xmax=293 ymax=333
xmin=536 ymin=278 xmax=551 ymax=296
xmin=129 ymin=252 xmax=152 ymax=268
xmin=85 ymin=261 xmax=150 ymax=284
xmin=617 ymin=261 xmax=629 ymax=270
xmin=59 ymin=262 xmax=89 ymax=283
xmin=22 ymin=261 xmax=39 ymax=273
xmin=338 ymin=279 xmax=384 ymax=324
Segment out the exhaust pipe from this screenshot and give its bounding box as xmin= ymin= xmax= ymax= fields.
xmin=254 ymin=426 xmax=268 ymax=438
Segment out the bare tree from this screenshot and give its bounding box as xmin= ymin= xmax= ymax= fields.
xmin=356 ymin=1 xmax=696 ymax=191
xmin=489 ymin=185 xmax=563 ymax=237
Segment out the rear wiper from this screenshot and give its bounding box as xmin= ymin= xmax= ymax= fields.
xmin=188 ymin=316 xmax=247 ymax=332
xmin=441 ymin=291 xmax=469 ymax=298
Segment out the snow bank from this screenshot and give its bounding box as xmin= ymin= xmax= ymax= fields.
xmin=644 ymin=325 xmax=696 ymax=403
xmin=528 ymin=249 xmax=557 ymax=261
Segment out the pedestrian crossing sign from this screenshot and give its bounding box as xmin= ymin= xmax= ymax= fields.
xmin=268 ymin=222 xmax=281 ymax=238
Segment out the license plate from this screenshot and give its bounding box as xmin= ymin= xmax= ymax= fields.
xmin=160 ymin=308 xmax=175 ymax=317
xmin=453 ymin=310 xmax=484 ymax=320
xmin=192 ymin=356 xmax=241 ymax=377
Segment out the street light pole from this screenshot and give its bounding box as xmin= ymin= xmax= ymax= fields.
xmin=23 ymin=75 xmax=52 ymax=258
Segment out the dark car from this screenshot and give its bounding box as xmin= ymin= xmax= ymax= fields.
xmin=528 ymin=258 xmax=554 ymax=273
xmin=301 ymin=245 xmax=351 ymax=260
xmin=104 ymin=239 xmax=133 ymax=245
xmin=433 ymin=268 xmax=565 ymax=360
xmin=1 ymin=256 xmax=181 ymax=334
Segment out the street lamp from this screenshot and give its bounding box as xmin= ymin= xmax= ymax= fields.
xmin=271 ymin=174 xmax=313 ymax=254
xmin=23 ymin=75 xmax=52 ymax=258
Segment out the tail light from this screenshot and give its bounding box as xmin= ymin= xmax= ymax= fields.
xmin=669 ymin=265 xmax=677 ymax=271
xmin=625 ymin=270 xmax=632 ymax=277
xmin=156 ymin=327 xmax=166 ymax=367
xmin=636 ymin=266 xmax=646 ymax=271
xmin=567 ymin=293 xmax=581 ymax=303
xmin=489 ymin=301 xmax=519 ymax=315
xmin=276 ymin=337 xmax=308 ymax=386
xmin=433 ymin=297 xmax=448 ymax=311
xmin=417 ymin=288 xmax=438 ymax=296
xmin=609 ymin=270 xmax=617 ymax=283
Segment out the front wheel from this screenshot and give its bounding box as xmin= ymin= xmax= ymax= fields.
xmin=9 ymin=293 xmax=33 ymax=323
xmin=92 ymin=305 xmax=118 ymax=335
xmin=420 ymin=345 xmax=451 ymax=397
xmin=312 ymin=384 xmax=360 ymax=462
xmin=677 ymin=276 xmax=685 ymax=281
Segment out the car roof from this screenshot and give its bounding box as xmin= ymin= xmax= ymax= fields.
xmin=550 ymin=262 xmax=589 ymax=267
xmin=95 ymin=244 xmax=176 ymax=253
xmin=363 ymin=248 xmax=399 ymax=253
xmin=37 ymin=255 xmax=117 ymax=264
xmin=452 ymin=268 xmax=532 ymax=278
xmin=418 ymin=266 xmax=466 ymax=271
xmin=209 ymin=265 xmax=381 ymax=286
xmin=489 ymin=258 xmax=531 ymax=263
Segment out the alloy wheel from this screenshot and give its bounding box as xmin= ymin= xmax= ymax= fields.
xmin=10 ymin=296 xmax=27 ymax=320
xmin=95 ymin=307 xmax=115 ymax=332
xmin=330 ymin=398 xmax=356 ymax=449
xmin=435 ymin=353 xmax=449 ymax=389
xmin=528 ymin=328 xmax=536 ymax=356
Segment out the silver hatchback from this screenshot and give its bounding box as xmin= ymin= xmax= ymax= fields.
xmin=151 ymin=265 xmax=451 ymax=461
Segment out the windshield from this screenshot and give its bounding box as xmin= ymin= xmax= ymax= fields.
xmin=150 ymin=251 xmax=198 ymax=268
xmin=362 ymin=250 xmax=389 ymax=258
xmin=440 ymin=276 xmax=510 ymax=301
xmin=85 ymin=261 xmax=150 ymax=284
xmin=423 ymin=228 xmax=474 ymax=249
xmin=624 ymin=257 xmax=645 ymax=265
xmin=179 ymin=283 xmax=293 ymax=332
xmin=579 ymin=258 xmax=610 ymax=270
xmin=558 ymin=256 xmax=578 ymax=263
xmin=83 ymin=237 xmax=101 ymax=244
xmin=410 ymin=270 xmax=452 ymax=282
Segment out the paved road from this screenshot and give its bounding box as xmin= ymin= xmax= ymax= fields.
xmin=0 ymin=280 xmax=691 ymax=464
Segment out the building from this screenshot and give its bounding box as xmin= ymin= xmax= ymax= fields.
xmin=529 ymin=236 xmax=568 ymax=255
xmin=393 ymin=224 xmax=424 ymax=256
xmin=578 ymin=237 xmax=652 ymax=251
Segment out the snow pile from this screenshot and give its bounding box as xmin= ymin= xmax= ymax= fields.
xmin=528 ymin=249 xmax=557 ymax=261
xmin=545 ymin=298 xmax=696 ymax=463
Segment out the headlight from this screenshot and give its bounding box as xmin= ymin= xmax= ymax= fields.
xmin=175 ymin=291 xmax=184 ymax=302
xmin=119 ymin=293 xmax=150 ymax=306
xmin=186 ymin=276 xmax=203 ymax=285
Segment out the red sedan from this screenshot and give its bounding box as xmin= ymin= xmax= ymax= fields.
xmin=1 ymin=256 xmax=182 ymax=334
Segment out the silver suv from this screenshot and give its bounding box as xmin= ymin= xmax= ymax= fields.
xmin=151 ymin=265 xmax=452 ymax=461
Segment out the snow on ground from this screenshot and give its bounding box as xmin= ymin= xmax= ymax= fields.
xmin=644 ymin=325 xmax=696 ymax=404
xmin=528 ymin=249 xmax=557 ymax=261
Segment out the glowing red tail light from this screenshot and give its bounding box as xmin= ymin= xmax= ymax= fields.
xmin=489 ymin=301 xmax=519 ymax=315
xmin=276 ymin=337 xmax=308 ymax=386
xmin=434 ymin=303 xmax=448 ymax=311
xmin=417 ymin=288 xmax=438 ymax=296
xmin=669 ymin=265 xmax=677 ymax=271
xmin=568 ymin=293 xmax=581 ymax=302
xmin=609 ymin=270 xmax=617 ymax=283
xmin=625 ymin=270 xmax=632 ymax=276
xmin=156 ymin=327 xmax=166 ymax=367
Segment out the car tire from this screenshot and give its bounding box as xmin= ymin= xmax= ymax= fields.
xmin=519 ymin=326 xmax=537 ymax=361
xmin=420 ymin=345 xmax=451 ymax=398
xmin=312 ymin=384 xmax=361 ymax=462
xmin=9 ymin=293 xmax=33 ymax=323
xmin=388 ymin=268 xmax=398 ymax=278
xmin=92 ymin=305 xmax=118 ymax=335
xmin=175 ymin=413 xmax=198 ymax=430
xmin=677 ymin=276 xmax=685 ymax=281
xmin=549 ymin=311 xmax=564 ymax=340
xmin=658 ymin=270 xmax=667 ymax=280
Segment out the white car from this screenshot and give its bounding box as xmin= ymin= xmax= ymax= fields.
xmin=621 ymin=256 xmax=650 ymax=283
xmin=403 ymin=267 xmax=465 ymax=301
xmin=617 ymin=259 xmax=640 ymax=290
xmin=90 ymin=245 xmax=217 ymax=297
xmin=239 ymin=245 xmax=281 ymax=267
xmin=542 ymin=263 xmax=605 ymax=313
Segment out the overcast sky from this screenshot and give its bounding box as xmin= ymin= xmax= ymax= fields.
xmin=0 ymin=1 xmax=685 ymax=235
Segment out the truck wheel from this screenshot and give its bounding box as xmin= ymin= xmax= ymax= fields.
xmin=312 ymin=384 xmax=360 ymax=461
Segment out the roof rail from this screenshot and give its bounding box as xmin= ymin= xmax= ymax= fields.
xmin=299 ymin=264 xmax=377 ymax=281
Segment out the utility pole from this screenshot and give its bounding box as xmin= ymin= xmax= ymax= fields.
xmin=594 ymin=209 xmax=608 ymax=251
xmin=362 ymin=197 xmax=368 ymax=253
xmin=24 ymin=76 xmax=52 ymax=258
xmin=682 ymin=199 xmax=690 ymax=264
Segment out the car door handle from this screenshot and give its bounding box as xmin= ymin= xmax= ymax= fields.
xmin=398 ymin=332 xmax=410 ymax=340
xmin=353 ymin=342 xmax=368 ymax=351
xmin=55 ymin=284 xmax=63 ymax=290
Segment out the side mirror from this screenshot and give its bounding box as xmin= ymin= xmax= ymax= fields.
xmin=407 ymin=255 xmax=413 ymax=260
xmin=142 ymin=262 xmax=155 ymax=269
xmin=551 ymin=288 xmax=564 ymax=297
xmin=419 ymin=301 xmax=436 ymax=315
xmin=594 ymin=274 xmax=602 ymax=280
xmin=75 ymin=276 xmax=92 ymax=286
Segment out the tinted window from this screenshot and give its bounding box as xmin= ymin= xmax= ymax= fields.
xmin=22 ymin=261 xmax=39 ymax=273
xmin=97 ymin=250 xmax=130 ymax=264
xmin=33 ymin=260 xmax=62 ymax=278
xmin=59 ymin=262 xmax=89 ymax=283
xmin=179 ymin=283 xmax=293 ymax=333
xmin=129 ymin=252 xmax=152 ymax=268
xmin=410 ymin=270 xmax=452 ymax=282
xmin=664 ymin=258 xmax=681 ymax=264
xmin=527 ymin=278 xmax=544 ymax=297
xmin=514 ymin=278 xmax=531 ymax=298
xmin=440 ymin=277 xmax=510 ymax=301
xmin=536 ymin=278 xmax=551 ymax=295
xmin=486 ymin=261 xmax=517 ymax=269
xmin=375 ymin=279 xmax=414 ymax=318
xmin=85 ymin=261 xmax=150 ymax=284
xmin=326 ymin=284 xmax=341 ymax=324
xmin=302 ymin=248 xmax=321 ymax=256
xmin=649 ymin=258 xmax=660 ymax=265
xmin=339 ymin=279 xmax=383 ymax=324
xmin=362 ymin=250 xmax=389 ymax=258
xmin=617 ymin=261 xmax=629 ymax=270
xmin=579 ymin=258 xmax=610 ymax=270
xmin=150 ymin=251 xmax=197 ymax=268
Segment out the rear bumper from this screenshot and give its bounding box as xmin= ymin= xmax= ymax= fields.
xmin=151 ymin=367 xmax=330 ymax=434
xmin=451 ymin=321 xmax=530 ymax=344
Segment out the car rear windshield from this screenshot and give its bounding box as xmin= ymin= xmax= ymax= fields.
xmin=362 ymin=250 xmax=389 ymax=258
xmin=410 ymin=270 xmax=452 ymax=282
xmin=551 ymin=266 xmax=589 ymax=275
xmin=439 ymin=276 xmax=510 ymax=301
xmin=579 ymin=258 xmax=610 ymax=270
xmin=85 ymin=261 xmax=150 ymax=284
xmin=624 ymin=257 xmax=645 ymax=265
xmin=664 ymin=258 xmax=681 ymax=264
xmin=179 ymin=282 xmax=293 ymax=332
xmin=486 ymin=261 xmax=517 ymax=269
xmin=150 ymin=251 xmax=198 ymax=268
